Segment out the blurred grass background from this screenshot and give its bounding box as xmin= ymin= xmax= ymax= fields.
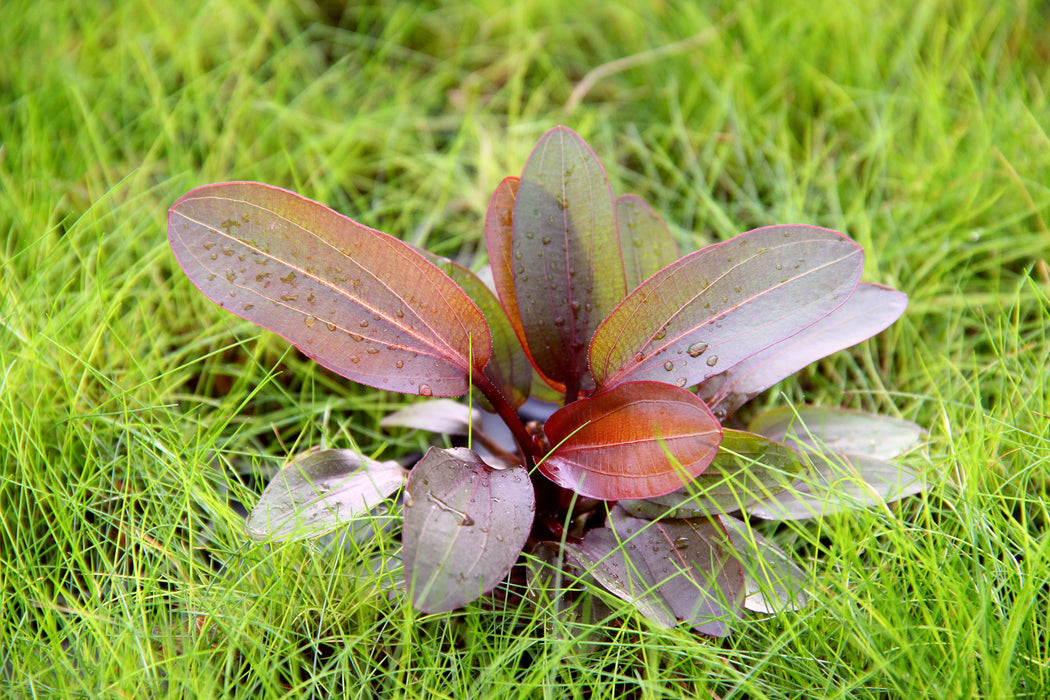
xmin=1 ymin=0 xmax=1048 ymax=696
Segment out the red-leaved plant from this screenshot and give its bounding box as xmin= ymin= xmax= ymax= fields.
xmin=169 ymin=126 xmax=925 ymax=636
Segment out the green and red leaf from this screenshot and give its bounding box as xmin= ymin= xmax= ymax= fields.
xmin=168 ymin=182 xmax=490 ymax=397
xmin=512 ymin=126 xmax=627 ymax=394
xmin=589 ymin=225 xmax=864 ymax=391
xmin=617 ymin=194 xmax=680 ymax=291
xmin=542 ymin=381 xmax=722 ymax=500
xmin=421 ymin=252 xmax=532 ymax=409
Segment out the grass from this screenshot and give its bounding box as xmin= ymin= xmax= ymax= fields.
xmin=2 ymin=0 xmax=1048 ymax=696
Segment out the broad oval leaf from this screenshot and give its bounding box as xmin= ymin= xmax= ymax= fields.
xmin=699 ymin=283 xmax=908 ymax=419
xmin=619 ymin=429 xmax=805 ymax=519
xmin=564 ymin=507 xmax=745 ymax=636
xmin=589 ymin=225 xmax=864 ymax=391
xmin=168 ymin=182 xmax=491 ymax=396
xmin=718 ymin=515 xmax=808 ymax=613
xmin=541 ymin=381 xmax=723 ymax=500
xmin=748 ymin=405 xmax=925 ymax=461
xmin=246 ymin=449 xmax=407 ymax=541
xmin=617 ymin=194 xmax=680 ymax=291
xmin=512 ymin=126 xmax=627 ymax=393
xmin=561 ymin=528 xmax=677 ymax=629
xmin=746 ymin=452 xmax=928 ymax=520
xmin=402 ymin=447 xmax=535 ymax=613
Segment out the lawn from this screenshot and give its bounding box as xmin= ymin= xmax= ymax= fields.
xmin=2 ymin=0 xmax=1048 ymax=697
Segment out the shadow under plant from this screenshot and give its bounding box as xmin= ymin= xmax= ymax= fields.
xmin=168 ymin=126 xmax=926 ymax=637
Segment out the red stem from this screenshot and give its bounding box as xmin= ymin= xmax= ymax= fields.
xmin=471 ymin=370 xmax=537 ymax=468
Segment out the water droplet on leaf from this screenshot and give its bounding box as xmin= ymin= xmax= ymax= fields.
xmin=706 ymin=355 xmax=719 ymax=367
xmin=687 ymin=341 xmax=708 ymax=358
xmin=419 ymin=384 xmax=433 ymax=396
xmin=663 ymin=361 xmax=674 ymax=371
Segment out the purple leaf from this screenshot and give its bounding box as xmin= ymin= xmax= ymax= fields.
xmin=718 ymin=515 xmax=808 ymax=613
xmin=745 ymin=406 xmax=928 ymax=519
xmin=699 ymin=283 xmax=908 ymax=418
xmin=746 ymin=452 xmax=928 ymax=520
xmin=564 ymin=507 xmax=745 ymax=636
xmin=542 ymin=381 xmax=722 ymax=500
xmin=512 ymin=126 xmax=626 ymax=393
xmin=246 ymin=449 xmax=407 ymax=541
xmin=168 ymin=182 xmax=491 ymax=397
xmin=402 ymin=447 xmax=535 ymax=613
xmin=379 ymin=399 xmax=479 ymax=436
xmin=561 ymin=528 xmax=677 ymax=629
xmin=748 ymin=405 xmax=925 ymax=461
xmin=616 ymin=194 xmax=680 ymax=291
xmin=619 ymin=429 xmax=804 ymax=519
xmin=590 ymin=225 xmax=864 ymax=391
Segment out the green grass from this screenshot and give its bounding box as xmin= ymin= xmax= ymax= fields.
xmin=2 ymin=0 xmax=1049 ymax=696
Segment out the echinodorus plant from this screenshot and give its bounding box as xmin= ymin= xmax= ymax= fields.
xmin=168 ymin=126 xmax=925 ymax=636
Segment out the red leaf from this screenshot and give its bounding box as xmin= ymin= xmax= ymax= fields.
xmin=542 ymin=381 xmax=722 ymax=500
xmin=590 ymin=225 xmax=864 ymax=391
xmin=512 ymin=127 xmax=626 ymax=393
xmin=168 ymin=182 xmax=490 ymax=396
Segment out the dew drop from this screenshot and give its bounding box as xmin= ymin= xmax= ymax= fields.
xmin=653 ymin=327 xmax=667 ymax=341
xmin=776 ymin=263 xmax=783 ymax=271
xmin=395 ymin=359 xmax=404 ymax=369
xmin=202 ymin=241 xmax=216 ymax=250
xmin=359 ymin=320 xmax=369 ymax=328
xmin=280 ymin=271 xmax=296 ymax=284
xmin=634 ymin=351 xmax=645 ymax=363
xmin=706 ymin=355 xmax=719 ymax=367
xmin=366 ymin=347 xmax=379 ymax=355
xmin=325 ymin=322 xmax=337 ymax=331
xmin=243 ymin=303 xmax=254 ymax=311
xmin=553 ymin=316 xmax=565 ymax=327
xmin=673 ymin=537 xmax=690 ymax=550
xmin=225 ymin=270 xmax=236 ymax=282
xmin=687 ymin=341 xmax=708 ymax=358
xmin=663 ymin=360 xmax=674 ymax=371
xmin=350 ymin=356 xmax=361 ymax=364
xmin=280 ymin=294 xmax=298 ymax=302
xmin=209 ymin=253 xmax=218 ymax=261
xmin=525 ymin=231 xmax=534 ymax=239
xmin=419 ymin=384 xmax=433 ymax=396
xmin=305 ymin=316 xmax=317 ymax=328
xmin=395 ymin=309 xmax=404 ymax=318
xmin=541 ymin=236 xmax=552 ymax=245
xmin=676 ymin=377 xmax=687 ymax=387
